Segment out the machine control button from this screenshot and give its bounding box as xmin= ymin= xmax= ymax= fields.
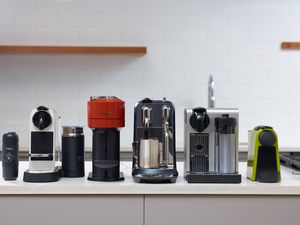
xmin=259 ymin=131 xmax=276 ymax=146
xmin=4 ymin=153 xmax=13 ymax=163
xmin=32 ymin=110 xmax=52 ymax=130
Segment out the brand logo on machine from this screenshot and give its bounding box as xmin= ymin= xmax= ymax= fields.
xmin=100 ymin=112 xmax=112 ymax=116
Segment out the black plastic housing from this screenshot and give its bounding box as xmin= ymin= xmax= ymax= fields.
xmin=256 ymin=146 xmax=281 ymax=183
xmin=2 ymin=132 xmax=19 ymax=180
xmin=186 ymin=173 xmax=241 ymax=183
xmin=62 ymin=135 xmax=85 ymax=177
xmin=88 ymin=128 xmax=124 ymax=181
xmin=23 ymin=166 xmax=62 ymax=182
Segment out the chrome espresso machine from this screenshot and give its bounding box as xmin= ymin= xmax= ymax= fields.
xmin=184 ymin=107 xmax=241 ymax=183
xmin=132 ymin=98 xmax=178 ymax=183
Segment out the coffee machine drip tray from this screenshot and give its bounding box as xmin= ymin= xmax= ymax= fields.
xmin=132 ymin=168 xmax=178 ymax=183
xmin=23 ymin=166 xmax=62 ymax=183
xmin=185 ymin=172 xmax=241 ymax=183
xmin=88 ymin=172 xmax=124 ymax=182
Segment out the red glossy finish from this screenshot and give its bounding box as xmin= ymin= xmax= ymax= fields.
xmin=87 ymin=96 xmax=125 ymax=128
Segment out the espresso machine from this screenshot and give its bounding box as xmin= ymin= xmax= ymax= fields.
xmin=247 ymin=126 xmax=281 ymax=183
xmin=24 ymin=106 xmax=61 ymax=182
xmin=132 ymin=98 xmax=178 ymax=183
xmin=184 ymin=107 xmax=241 ymax=183
xmin=87 ymin=96 xmax=125 ymax=181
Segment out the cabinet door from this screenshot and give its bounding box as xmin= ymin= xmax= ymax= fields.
xmin=145 ymin=195 xmax=300 ymax=225
xmin=0 ymin=195 xmax=143 ymax=225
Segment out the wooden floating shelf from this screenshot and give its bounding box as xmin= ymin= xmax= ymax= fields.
xmin=0 ymin=45 xmax=147 ymax=54
xmin=281 ymin=42 xmax=300 ymax=50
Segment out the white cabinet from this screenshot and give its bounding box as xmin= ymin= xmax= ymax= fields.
xmin=1 ymin=194 xmax=300 ymax=225
xmin=0 ymin=195 xmax=143 ymax=225
xmin=145 ymin=195 xmax=300 ymax=225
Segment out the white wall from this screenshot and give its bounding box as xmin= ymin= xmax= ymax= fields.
xmin=0 ymin=0 xmax=299 ymax=148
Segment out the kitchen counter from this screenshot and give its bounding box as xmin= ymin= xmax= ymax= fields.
xmin=1 ymin=162 xmax=300 ymax=195
xmin=1 ymin=162 xmax=300 ymax=225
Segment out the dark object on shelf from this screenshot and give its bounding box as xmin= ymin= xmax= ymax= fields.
xmin=87 ymin=96 xmax=125 ymax=182
xmin=247 ymin=126 xmax=281 ymax=183
xmin=2 ymin=132 xmax=19 ymax=180
xmin=132 ymin=98 xmax=178 ymax=183
xmin=186 ymin=173 xmax=241 ymax=183
xmin=62 ymin=126 xmax=85 ymax=177
xmin=280 ymin=152 xmax=300 ymax=171
xmin=23 ymin=106 xmax=61 ymax=183
xmin=184 ymin=108 xmax=241 ymax=183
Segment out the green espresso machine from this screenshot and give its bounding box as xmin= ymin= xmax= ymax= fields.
xmin=247 ymin=126 xmax=281 ymax=183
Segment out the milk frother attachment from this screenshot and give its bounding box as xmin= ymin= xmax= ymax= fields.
xmin=61 ymin=126 xmax=85 ymax=177
xmin=215 ymin=114 xmax=238 ymax=173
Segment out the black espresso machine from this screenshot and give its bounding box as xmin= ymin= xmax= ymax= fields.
xmin=132 ymin=98 xmax=178 ymax=183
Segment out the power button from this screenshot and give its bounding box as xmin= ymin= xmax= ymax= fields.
xmin=4 ymin=153 xmax=13 ymax=163
xmin=259 ymin=131 xmax=276 ymax=146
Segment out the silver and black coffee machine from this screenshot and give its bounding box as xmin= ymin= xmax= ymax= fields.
xmin=184 ymin=107 xmax=241 ymax=183
xmin=132 ymin=98 xmax=178 ymax=183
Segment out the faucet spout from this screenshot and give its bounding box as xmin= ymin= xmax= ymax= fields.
xmin=208 ymin=74 xmax=215 ymax=108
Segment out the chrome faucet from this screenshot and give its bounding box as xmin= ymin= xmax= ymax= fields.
xmin=208 ymin=74 xmax=215 ymax=108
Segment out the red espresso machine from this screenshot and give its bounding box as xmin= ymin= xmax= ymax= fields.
xmin=87 ymin=96 xmax=125 ymax=181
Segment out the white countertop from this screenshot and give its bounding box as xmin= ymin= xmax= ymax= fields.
xmin=1 ymin=162 xmax=300 ymax=195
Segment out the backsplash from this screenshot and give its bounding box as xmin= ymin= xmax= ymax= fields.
xmin=0 ymin=0 xmax=300 ymax=148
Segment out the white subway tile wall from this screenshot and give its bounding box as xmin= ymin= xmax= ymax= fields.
xmin=0 ymin=0 xmax=299 ymax=148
